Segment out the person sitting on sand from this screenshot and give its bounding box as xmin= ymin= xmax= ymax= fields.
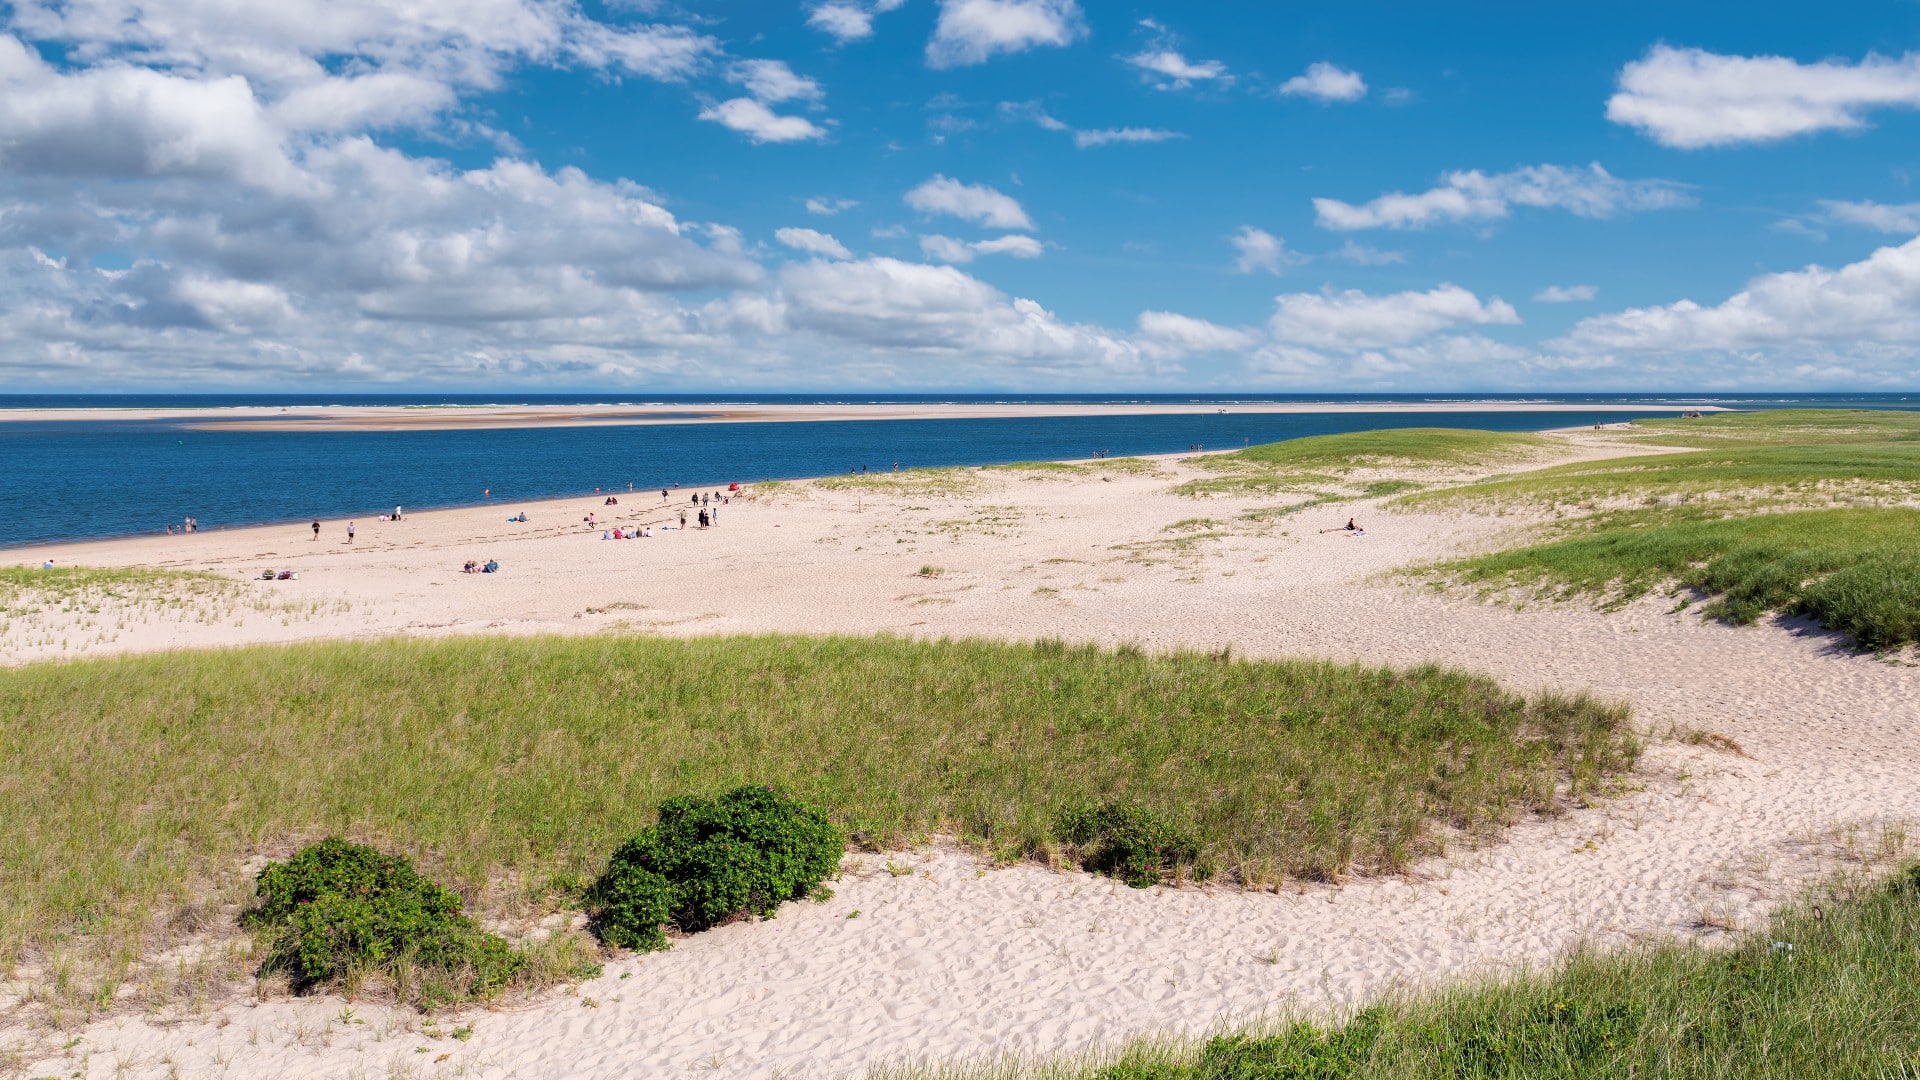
xmin=483 ymin=559 xmax=499 ymax=573
xmin=463 ymin=560 xmax=477 ymax=573
xmin=516 ymin=512 xmax=528 ymax=522
xmin=1319 ymin=518 xmax=1361 ymax=534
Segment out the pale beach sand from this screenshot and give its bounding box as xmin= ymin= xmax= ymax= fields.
xmin=4 ymin=430 xmax=1916 ymax=1079
xmin=0 ymin=400 xmax=1721 ymax=431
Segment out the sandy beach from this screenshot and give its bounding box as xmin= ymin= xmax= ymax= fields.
xmin=0 ymin=400 xmax=1722 ymax=432
xmin=4 ymin=430 xmax=1915 ymax=1079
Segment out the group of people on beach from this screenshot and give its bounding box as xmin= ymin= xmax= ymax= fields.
xmin=461 ymin=559 xmax=499 ymax=574
xmin=166 ymin=516 xmax=199 ymax=535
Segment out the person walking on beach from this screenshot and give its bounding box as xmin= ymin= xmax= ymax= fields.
xmin=311 ymin=519 xmax=320 ymax=541
xmin=347 ymin=521 xmax=355 ymax=544
xmin=711 ymin=505 xmax=719 ymax=525
xmin=678 ymin=509 xmax=688 ymax=530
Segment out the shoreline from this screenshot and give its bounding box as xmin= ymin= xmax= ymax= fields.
xmin=0 ymin=400 xmax=1725 ymax=432
xmin=0 ymin=416 xmax=1668 ymax=555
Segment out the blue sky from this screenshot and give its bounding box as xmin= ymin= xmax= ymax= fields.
xmin=3 ymin=0 xmax=1919 ymax=390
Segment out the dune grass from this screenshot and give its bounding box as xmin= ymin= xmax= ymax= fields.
xmin=0 ymin=634 xmax=1634 ymax=1008
xmin=815 ymin=467 xmax=985 ymax=497
xmin=1401 ymin=442 xmax=1920 ymax=516
xmin=1176 ymin=429 xmax=1555 ymax=498
xmin=1432 ymin=507 xmax=1920 ymax=649
xmin=880 ymin=863 xmax=1920 ymax=1080
xmin=1619 ymin=407 xmax=1920 ymax=449
xmin=990 ymin=458 xmax=1164 ymax=477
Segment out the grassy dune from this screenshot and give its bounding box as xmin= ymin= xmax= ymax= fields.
xmin=0 ymin=634 xmax=1633 ymax=1003
xmin=1433 ymin=508 xmax=1920 ymax=648
xmin=887 ymin=864 xmax=1920 ymax=1080
xmin=1178 ymin=429 xmax=1554 ymax=498
xmin=1401 ymin=442 xmax=1920 ymax=515
xmin=1397 ymin=409 xmax=1920 ymax=647
xmin=1621 ymin=407 xmax=1920 ymax=449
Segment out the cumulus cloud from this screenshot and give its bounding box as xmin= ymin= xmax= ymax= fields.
xmin=1535 ymin=284 xmax=1597 ymax=303
xmin=778 ymin=256 xmax=1150 ymax=374
xmin=697 ymin=98 xmax=828 ymax=143
xmin=808 ymin=0 xmax=907 ymax=43
xmin=1278 ymin=62 xmax=1367 ymax=103
xmin=926 ymin=0 xmax=1085 ymax=68
xmin=1073 ymin=126 xmax=1183 ymax=148
xmin=1136 ymin=310 xmax=1254 ymax=352
xmin=1556 ymin=236 xmax=1920 ymax=355
xmin=919 ymin=233 xmax=1043 ymax=263
xmin=1230 ymin=227 xmax=1297 ymax=275
xmin=776 ymin=227 xmax=852 ymax=259
xmin=1819 ymin=199 xmax=1920 ymax=233
xmin=727 ymin=59 xmax=823 ymax=104
xmin=1329 ymin=240 xmax=1405 ymax=266
xmin=1124 ymin=48 xmax=1228 ymax=89
xmin=1314 ymin=163 xmax=1691 ymax=231
xmin=1269 ymin=284 xmax=1520 ymax=349
xmin=1607 ymin=45 xmax=1920 ymax=148
xmin=904 ymin=175 xmax=1035 ymax=230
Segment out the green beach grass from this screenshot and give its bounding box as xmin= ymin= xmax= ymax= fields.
xmin=1177 ymin=429 xmax=1554 ymax=498
xmin=1400 ymin=442 xmax=1920 ymax=516
xmin=1431 ymin=507 xmax=1920 ymax=649
xmin=1388 ymin=409 xmax=1920 ymax=648
xmin=875 ymin=863 xmax=1920 ymax=1080
xmin=0 ymin=634 xmax=1633 ymax=1009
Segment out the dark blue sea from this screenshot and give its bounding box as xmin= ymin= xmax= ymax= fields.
xmin=3 ymin=393 xmax=1914 ymax=549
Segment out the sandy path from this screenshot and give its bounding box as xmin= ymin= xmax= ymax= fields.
xmin=6 ymin=435 xmax=1917 ymax=1079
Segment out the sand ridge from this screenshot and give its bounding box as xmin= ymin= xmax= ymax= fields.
xmin=5 ymin=433 xmax=1916 ymax=1079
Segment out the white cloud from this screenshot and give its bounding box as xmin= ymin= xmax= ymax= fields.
xmin=1314 ymin=163 xmax=1691 ymax=231
xmin=778 ymin=256 xmax=1151 ymax=374
xmin=904 ymin=175 xmax=1035 ymax=230
xmin=1330 ymin=240 xmax=1405 ymax=266
xmin=1230 ymin=226 xmax=1297 ymax=275
xmin=727 ymin=59 xmax=823 ymax=104
xmin=1607 ymin=45 xmax=1920 ymax=148
xmin=1073 ymin=126 xmax=1183 ymax=148
xmin=1278 ymin=62 xmax=1366 ymax=103
xmin=1136 ymin=310 xmax=1254 ymax=352
xmin=1819 ymin=199 xmax=1920 ymax=233
xmin=919 ymin=233 xmax=1043 ymax=263
xmin=776 ymin=227 xmax=852 ymax=259
xmin=808 ymin=0 xmax=906 ymax=42
xmin=1124 ymin=49 xmax=1228 ymax=89
xmin=926 ymin=0 xmax=1085 ymax=68
xmin=1270 ymin=284 xmax=1519 ymax=349
xmin=697 ymin=98 xmax=828 ymax=143
xmin=1534 ymin=284 xmax=1598 ymax=303
xmin=808 ymin=3 xmax=876 ymax=41
xmin=1556 ymin=236 xmax=1920 ymax=354
xmin=805 ymin=196 xmax=859 ymax=216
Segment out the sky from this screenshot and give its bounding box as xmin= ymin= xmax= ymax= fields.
xmin=3 ymin=1 xmax=1920 ymax=392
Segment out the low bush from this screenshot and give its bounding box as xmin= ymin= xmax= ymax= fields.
xmin=1058 ymin=800 xmax=1206 ymax=888
xmin=242 ymin=837 xmax=523 ymax=1002
xmin=589 ymin=785 xmax=843 ymax=951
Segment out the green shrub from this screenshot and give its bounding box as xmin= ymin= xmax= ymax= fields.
xmin=242 ymin=837 xmax=523 ymax=1000
xmin=589 ymin=785 xmax=843 ymax=951
xmin=1058 ymin=800 xmax=1205 ymax=888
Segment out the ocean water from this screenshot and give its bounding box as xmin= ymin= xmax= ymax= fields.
xmin=2 ymin=394 xmax=1913 ymax=549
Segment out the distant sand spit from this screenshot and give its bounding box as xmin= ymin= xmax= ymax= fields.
xmin=6 ymin=431 xmax=1914 ymax=1079
xmin=0 ymin=400 xmax=1721 ymax=432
